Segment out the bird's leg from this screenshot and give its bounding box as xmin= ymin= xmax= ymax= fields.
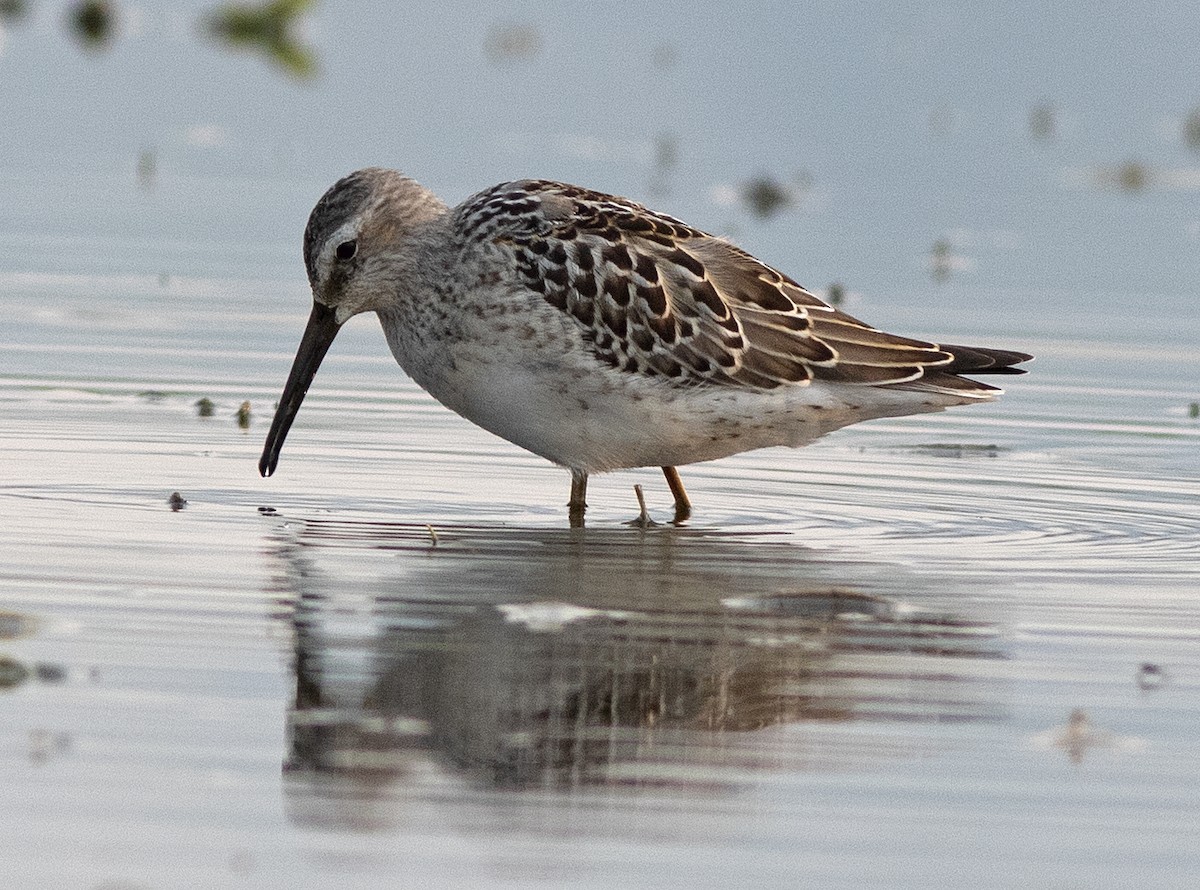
xmin=627 ymin=483 xmax=658 ymax=528
xmin=568 ymin=469 xmax=588 ymax=528
xmin=661 ymin=466 xmax=692 ymax=523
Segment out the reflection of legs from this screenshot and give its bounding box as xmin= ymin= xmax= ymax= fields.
xmin=661 ymin=466 xmax=692 ymax=523
xmin=568 ymin=470 xmax=588 ymax=528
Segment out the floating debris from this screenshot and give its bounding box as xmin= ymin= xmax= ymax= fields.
xmin=742 ymin=175 xmax=792 ymax=219
xmin=236 ymin=400 xmax=252 ymax=429
xmin=195 ymin=397 xmax=215 ymax=417
xmin=138 ymin=390 xmax=168 ymax=402
xmin=910 ymin=443 xmax=1002 ymax=458
xmin=34 ymin=663 xmax=66 ymax=684
xmin=0 ymin=656 xmax=29 ymax=689
xmin=68 ymin=0 xmax=114 ymax=50
xmin=0 ymin=1 xmax=28 ymax=25
xmin=826 ymin=282 xmax=846 ymax=307
xmin=1136 ymin=662 xmax=1166 ymax=691
xmin=647 ymin=132 xmax=679 ymax=196
xmin=136 ymin=148 xmax=157 ymax=191
xmin=930 ymin=239 xmax=953 ymax=282
xmin=207 ymin=0 xmax=317 ymax=80
xmin=1028 ymin=103 xmax=1056 ymax=142
xmin=483 ymin=22 xmax=541 ymax=64
xmin=1189 ymin=401 xmax=1199 ymax=419
xmin=1116 ymin=160 xmax=1149 ymax=192
xmin=653 ymin=132 xmax=679 ymax=177
xmin=426 ymin=524 xmax=439 ymax=547
xmin=1063 ymin=161 xmax=1200 ymax=192
xmin=168 ymin=492 xmax=187 ymax=511
xmin=257 ymin=506 xmax=277 ymax=515
xmin=0 ymin=609 xmax=33 ymax=640
xmin=1073 ymin=160 xmax=1153 ymax=192
xmin=1185 ymin=109 xmax=1200 ymax=152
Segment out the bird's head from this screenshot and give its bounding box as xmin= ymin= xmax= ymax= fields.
xmin=259 ymin=168 xmax=447 ymax=478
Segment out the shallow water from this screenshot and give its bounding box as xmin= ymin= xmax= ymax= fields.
xmin=3 ymin=242 xmax=1198 ymax=887
xmin=4 ymin=3 xmax=1200 ymax=887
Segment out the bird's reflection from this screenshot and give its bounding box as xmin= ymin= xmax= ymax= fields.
xmin=267 ymin=520 xmax=1004 ymax=810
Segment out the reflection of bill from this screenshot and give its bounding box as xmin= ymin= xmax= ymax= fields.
xmin=271 ymin=521 xmax=1004 ymax=821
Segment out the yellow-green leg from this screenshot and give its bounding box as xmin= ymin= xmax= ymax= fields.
xmin=662 ymin=466 xmax=691 ymax=523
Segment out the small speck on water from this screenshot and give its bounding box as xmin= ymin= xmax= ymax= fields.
xmin=0 ymin=0 xmax=28 ymax=25
xmin=1188 ymin=401 xmax=1199 ymax=419
xmin=742 ymin=175 xmax=792 ymax=219
xmin=483 ymin=22 xmax=541 ymax=64
xmin=1029 ymin=102 xmax=1056 ymax=142
xmin=236 ymin=401 xmax=252 ymax=429
xmin=168 ymin=492 xmax=187 ymax=511
xmin=1116 ymin=160 xmax=1149 ymax=192
xmin=1136 ymin=662 xmax=1166 ymax=690
xmin=0 ymin=656 xmax=29 ymax=689
xmin=68 ymin=0 xmax=114 ymax=50
xmin=654 ymin=133 xmax=679 ymax=171
xmin=648 ymin=133 xmax=680 ymax=197
xmin=827 ymin=282 xmax=846 ymax=307
xmin=137 ymin=148 xmax=156 ymax=190
xmin=1184 ymin=109 xmax=1200 ymax=152
xmin=930 ymin=239 xmax=953 ymax=282
xmin=912 ymin=443 xmax=1002 ymax=458
xmin=138 ymin=390 xmax=168 ymax=402
xmin=257 ymin=506 xmax=277 ymax=515
xmin=0 ymin=610 xmax=33 ymax=640
xmin=195 ymin=397 xmax=215 ymax=417
xmin=34 ymin=663 xmax=66 ymax=684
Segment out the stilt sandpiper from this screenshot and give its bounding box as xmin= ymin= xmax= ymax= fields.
xmin=260 ymin=168 xmax=1031 ymax=525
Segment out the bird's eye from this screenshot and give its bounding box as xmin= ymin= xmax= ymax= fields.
xmin=335 ymin=239 xmax=358 ymax=261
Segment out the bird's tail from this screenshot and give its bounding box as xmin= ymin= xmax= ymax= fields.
xmin=938 ymin=344 xmax=1033 ymax=376
xmin=889 ymin=344 xmax=1033 ymax=398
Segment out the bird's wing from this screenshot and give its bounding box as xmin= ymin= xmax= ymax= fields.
xmin=457 ymin=181 xmax=963 ymax=391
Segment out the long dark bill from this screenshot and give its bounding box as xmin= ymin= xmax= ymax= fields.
xmin=259 ymin=301 xmax=341 ymax=477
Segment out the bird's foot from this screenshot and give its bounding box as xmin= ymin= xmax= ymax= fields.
xmin=624 ymin=484 xmax=661 ymax=528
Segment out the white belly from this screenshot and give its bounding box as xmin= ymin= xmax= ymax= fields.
xmin=379 ymin=309 xmax=978 ymax=473
xmin=401 ymin=350 xmax=965 ymax=474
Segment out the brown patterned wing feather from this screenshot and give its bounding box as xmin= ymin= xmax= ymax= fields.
xmin=460 ymin=180 xmax=1024 ymax=392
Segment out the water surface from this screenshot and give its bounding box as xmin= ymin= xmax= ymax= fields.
xmin=2 ymin=3 xmax=1200 ymax=887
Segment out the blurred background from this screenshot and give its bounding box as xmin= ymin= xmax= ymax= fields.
xmin=3 ymin=0 xmax=1200 ymax=300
